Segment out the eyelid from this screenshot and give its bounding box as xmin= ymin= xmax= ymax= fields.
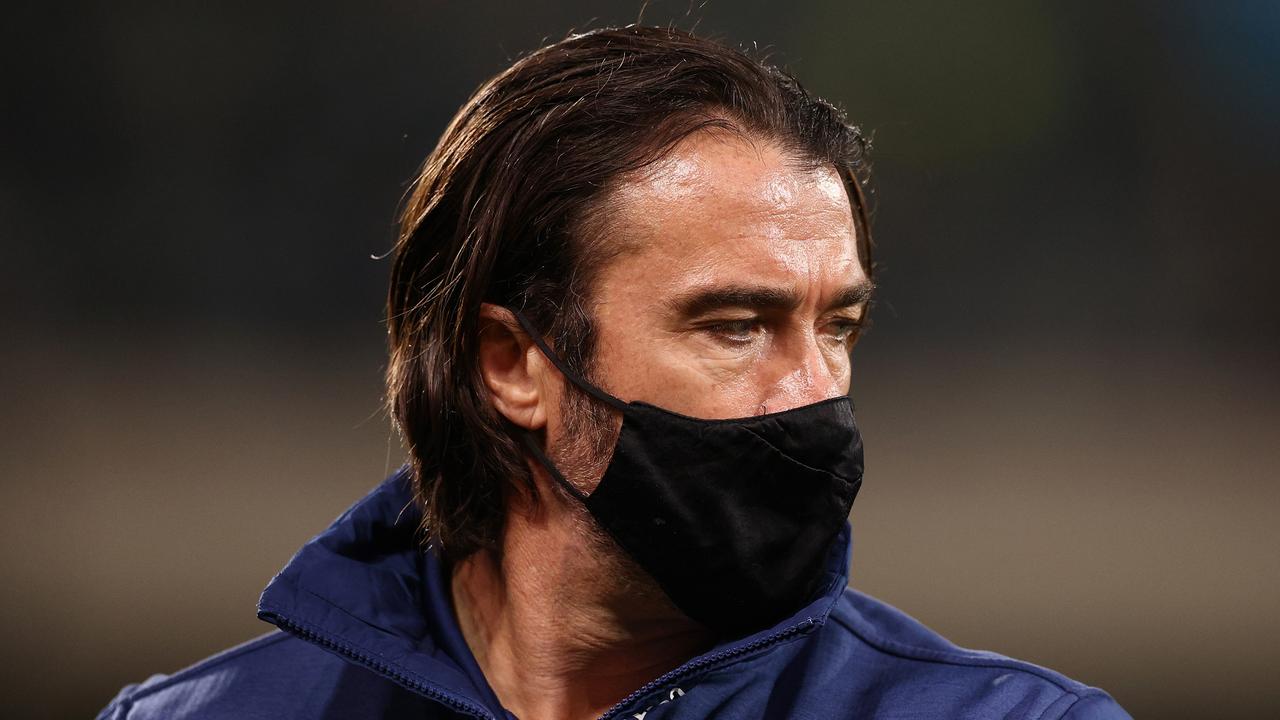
xmin=698 ymin=317 xmax=763 ymax=346
xmin=823 ymin=316 xmax=863 ymax=331
xmin=711 ymin=318 xmax=761 ymax=333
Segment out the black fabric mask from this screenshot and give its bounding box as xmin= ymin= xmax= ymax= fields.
xmin=513 ymin=311 xmax=864 ymax=635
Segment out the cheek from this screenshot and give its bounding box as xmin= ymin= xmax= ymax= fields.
xmin=824 ymin=351 xmax=854 ymax=392
xmin=591 ymin=320 xmax=855 ymax=417
xmin=591 ymin=327 xmax=753 ymax=415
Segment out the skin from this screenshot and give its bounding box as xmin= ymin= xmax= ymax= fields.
xmin=455 ymin=129 xmax=871 ymax=720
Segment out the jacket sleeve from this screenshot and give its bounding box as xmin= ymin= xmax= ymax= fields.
xmin=1053 ymin=691 xmax=1133 ymax=720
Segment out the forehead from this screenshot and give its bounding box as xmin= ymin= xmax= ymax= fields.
xmin=594 ymin=131 xmax=864 ymax=296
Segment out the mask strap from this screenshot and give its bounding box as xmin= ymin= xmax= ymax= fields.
xmin=519 ymin=432 xmax=589 ymax=502
xmin=511 ymin=310 xmax=629 ymax=412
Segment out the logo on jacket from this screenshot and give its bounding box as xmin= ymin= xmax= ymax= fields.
xmin=632 ymin=687 xmax=686 ymax=719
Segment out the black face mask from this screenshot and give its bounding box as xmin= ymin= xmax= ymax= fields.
xmin=513 ymin=311 xmax=864 ymax=635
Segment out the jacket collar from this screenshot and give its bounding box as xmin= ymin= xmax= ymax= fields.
xmin=258 ymin=468 xmax=852 ymax=719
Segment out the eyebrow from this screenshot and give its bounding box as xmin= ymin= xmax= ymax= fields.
xmin=666 ymin=279 xmax=875 ymax=318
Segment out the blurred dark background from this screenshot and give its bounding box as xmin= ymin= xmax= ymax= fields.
xmin=2 ymin=2 xmax=1277 ymax=718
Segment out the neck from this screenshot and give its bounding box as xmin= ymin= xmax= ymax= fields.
xmin=450 ymin=494 xmax=712 ymax=720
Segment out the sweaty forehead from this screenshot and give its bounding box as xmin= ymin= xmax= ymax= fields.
xmin=594 ymin=131 xmax=861 ymax=291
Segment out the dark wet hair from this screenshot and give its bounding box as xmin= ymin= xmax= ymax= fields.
xmin=386 ymin=25 xmax=874 ymax=561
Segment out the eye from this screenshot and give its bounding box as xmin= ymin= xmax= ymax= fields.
xmin=824 ymin=319 xmax=864 ymax=347
xmin=703 ymin=318 xmax=761 ymax=346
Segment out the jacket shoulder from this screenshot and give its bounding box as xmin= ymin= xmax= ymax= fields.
xmin=792 ymin=589 xmax=1131 ymax=719
xmin=96 ymin=631 xmax=435 ymax=719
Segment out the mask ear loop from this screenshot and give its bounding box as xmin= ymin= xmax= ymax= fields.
xmin=509 ymin=309 xmax=627 ymax=502
xmin=519 ymin=433 xmax=589 ymax=502
xmin=510 ymin=310 xmax=629 ymax=412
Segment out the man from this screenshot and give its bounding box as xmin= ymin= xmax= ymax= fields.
xmin=99 ymin=26 xmax=1129 ymax=720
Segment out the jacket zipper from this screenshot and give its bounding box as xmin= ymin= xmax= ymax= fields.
xmin=262 ymin=611 xmax=495 ymax=720
xmin=597 ymin=618 xmax=818 ymax=720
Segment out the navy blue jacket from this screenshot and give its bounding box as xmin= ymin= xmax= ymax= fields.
xmin=98 ymin=469 xmax=1130 ymax=719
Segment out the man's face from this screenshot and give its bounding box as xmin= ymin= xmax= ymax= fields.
xmin=582 ymin=131 xmax=871 ymax=421
xmin=528 ymin=130 xmax=870 ymax=615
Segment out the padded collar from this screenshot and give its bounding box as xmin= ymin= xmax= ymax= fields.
xmin=257 ymin=467 xmax=853 ymax=719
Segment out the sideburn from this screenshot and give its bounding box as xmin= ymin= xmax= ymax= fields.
xmin=554 ymin=381 xmax=621 ymax=492
xmin=546 ymin=384 xmax=681 ymax=609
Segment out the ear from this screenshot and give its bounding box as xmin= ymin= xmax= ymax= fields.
xmin=477 ymin=303 xmax=549 ymax=430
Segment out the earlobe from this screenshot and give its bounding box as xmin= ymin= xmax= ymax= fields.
xmin=477 ymin=304 xmax=547 ymax=430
